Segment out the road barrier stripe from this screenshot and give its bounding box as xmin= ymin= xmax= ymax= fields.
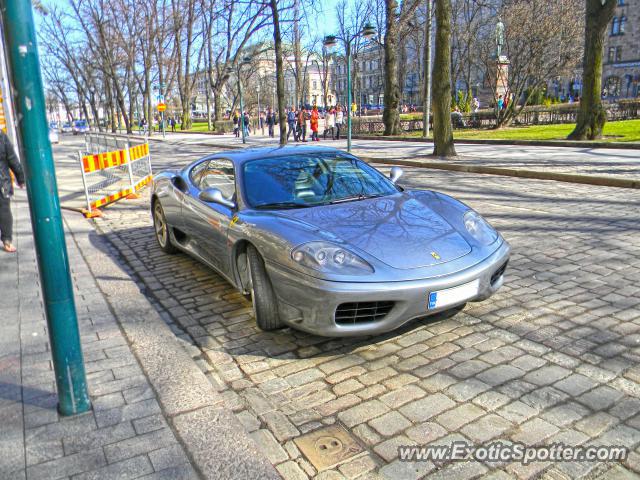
xmin=82 ymin=149 xmax=128 ymax=173
xmin=79 ymin=142 xmax=153 ymax=217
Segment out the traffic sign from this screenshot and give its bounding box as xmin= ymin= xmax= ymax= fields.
xmin=157 ymin=103 xmax=166 ymax=112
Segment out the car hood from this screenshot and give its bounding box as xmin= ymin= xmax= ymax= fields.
xmin=274 ymin=193 xmax=471 ymax=269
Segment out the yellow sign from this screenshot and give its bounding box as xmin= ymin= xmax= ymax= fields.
xmin=157 ymin=103 xmax=166 ymax=112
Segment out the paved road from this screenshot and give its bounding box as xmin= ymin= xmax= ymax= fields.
xmin=54 ymin=138 xmax=640 ymax=479
xmin=145 ymin=131 xmax=640 ymax=182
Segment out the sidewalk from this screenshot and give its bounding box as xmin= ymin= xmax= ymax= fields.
xmin=0 ymin=191 xmax=279 ymax=480
xmin=136 ymin=131 xmax=640 ymax=189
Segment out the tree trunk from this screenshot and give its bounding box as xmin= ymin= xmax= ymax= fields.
xmin=269 ymin=0 xmax=287 ymax=145
xmin=206 ymin=86 xmax=212 ymax=131
xmin=422 ymin=0 xmax=433 ymax=138
xmin=382 ymin=0 xmax=401 ymax=136
xmin=293 ymin=0 xmax=302 ymax=108
xmin=432 ymin=0 xmax=456 ymax=157
xmin=568 ymin=0 xmax=616 ymax=140
xmin=214 ymin=90 xmax=221 ymax=122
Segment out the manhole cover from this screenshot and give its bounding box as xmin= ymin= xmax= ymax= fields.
xmin=294 ymin=424 xmax=364 ymax=471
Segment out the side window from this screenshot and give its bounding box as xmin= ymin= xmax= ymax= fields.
xmin=199 ymin=159 xmax=236 ymax=199
xmin=189 ymin=160 xmax=209 ymax=187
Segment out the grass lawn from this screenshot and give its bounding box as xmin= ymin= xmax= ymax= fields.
xmin=188 ymin=118 xmax=640 ymax=142
xmin=190 ymin=122 xmax=213 ymax=132
xmin=403 ymin=119 xmax=640 ymax=142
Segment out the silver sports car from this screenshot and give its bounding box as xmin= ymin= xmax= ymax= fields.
xmin=151 ymin=146 xmax=510 ymax=337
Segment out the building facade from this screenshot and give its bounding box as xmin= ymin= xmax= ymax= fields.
xmin=283 ymin=62 xmax=336 ymax=108
xmin=602 ymin=0 xmax=640 ymax=98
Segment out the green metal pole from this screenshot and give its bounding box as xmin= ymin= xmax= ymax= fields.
xmin=346 ymin=42 xmax=352 ymax=152
xmin=239 ymin=74 xmax=246 ymax=144
xmin=1 ymin=0 xmax=91 ymax=415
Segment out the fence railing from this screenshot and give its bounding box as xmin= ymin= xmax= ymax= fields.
xmin=84 ymin=132 xmax=146 ymax=154
xmin=351 ymin=100 xmax=640 ymax=134
xmin=79 ymin=134 xmax=152 ymax=217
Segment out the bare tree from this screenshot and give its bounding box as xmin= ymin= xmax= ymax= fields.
xmin=478 ymin=0 xmax=583 ymax=127
xmin=202 ymin=0 xmax=270 ymax=128
xmin=450 ymin=0 xmax=493 ymax=98
xmin=171 ymin=0 xmax=204 ymax=130
xmin=569 ymin=0 xmax=616 ymax=140
xmin=432 ymin=0 xmax=456 ymax=156
xmin=267 ymin=0 xmax=288 ymax=145
xmin=382 ymin=0 xmax=420 ymax=135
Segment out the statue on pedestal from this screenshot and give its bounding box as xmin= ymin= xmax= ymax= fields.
xmin=495 ymin=18 xmax=505 ymax=61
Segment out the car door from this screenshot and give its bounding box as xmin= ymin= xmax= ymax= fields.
xmin=181 ymin=158 xmax=236 ymax=276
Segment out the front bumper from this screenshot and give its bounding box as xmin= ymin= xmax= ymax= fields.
xmin=267 ymin=241 xmax=511 ymax=337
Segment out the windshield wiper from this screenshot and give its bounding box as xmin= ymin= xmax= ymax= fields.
xmin=328 ymin=193 xmax=387 ymax=204
xmin=253 ymin=201 xmax=313 ymax=210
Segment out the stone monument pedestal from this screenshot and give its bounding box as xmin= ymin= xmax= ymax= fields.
xmin=495 ymin=55 xmax=510 ymax=100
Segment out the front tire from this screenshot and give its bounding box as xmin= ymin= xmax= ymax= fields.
xmin=153 ymin=201 xmax=177 ymax=254
xmin=247 ymin=245 xmax=283 ymax=331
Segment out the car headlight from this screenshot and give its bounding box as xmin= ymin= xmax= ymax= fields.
xmin=464 ymin=210 xmax=498 ymax=245
xmin=291 ymin=241 xmax=374 ymax=275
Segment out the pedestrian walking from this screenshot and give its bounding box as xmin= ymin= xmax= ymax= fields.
xmin=310 ymin=105 xmax=319 ymax=141
xmin=266 ymin=108 xmax=275 ymax=138
xmin=0 ymin=132 xmax=25 ymax=253
xmin=170 ymin=117 xmax=176 ymax=132
xmin=286 ymin=107 xmax=297 ymax=141
xmin=323 ymin=107 xmax=336 ymax=140
xmin=233 ymin=111 xmax=240 ymax=138
xmin=297 ymin=107 xmax=307 ymax=142
xmin=335 ymin=105 xmax=344 ymax=140
xmin=243 ymin=112 xmax=250 ymax=137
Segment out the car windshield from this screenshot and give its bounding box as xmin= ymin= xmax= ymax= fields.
xmin=243 ymin=153 xmax=398 ymax=209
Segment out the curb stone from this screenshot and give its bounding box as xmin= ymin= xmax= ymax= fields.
xmin=351 ymin=134 xmax=640 ymax=150
xmin=62 ymin=211 xmax=281 ymax=480
xmin=357 ymin=156 xmax=640 ymax=190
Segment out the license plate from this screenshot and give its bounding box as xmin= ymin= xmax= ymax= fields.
xmin=428 ymin=279 xmax=480 ymax=310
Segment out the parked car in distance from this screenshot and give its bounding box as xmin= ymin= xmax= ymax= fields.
xmin=61 ymin=122 xmax=72 ymax=133
xmin=72 ymin=120 xmax=89 ymax=135
xmin=151 ymin=146 xmax=510 ymax=337
xmin=49 ymin=128 xmax=60 ymax=144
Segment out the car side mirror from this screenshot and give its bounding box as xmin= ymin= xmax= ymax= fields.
xmin=199 ymin=187 xmax=236 ymax=209
xmin=389 ymin=166 xmax=403 ymax=184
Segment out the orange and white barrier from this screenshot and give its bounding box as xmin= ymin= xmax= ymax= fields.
xmin=79 ymin=142 xmax=152 ymax=217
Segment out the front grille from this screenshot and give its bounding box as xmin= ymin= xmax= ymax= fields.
xmin=335 ymin=301 xmax=394 ymax=325
xmin=491 ymin=261 xmax=508 ymax=286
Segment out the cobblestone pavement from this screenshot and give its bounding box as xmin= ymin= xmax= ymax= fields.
xmin=62 ymin=138 xmax=640 ymax=479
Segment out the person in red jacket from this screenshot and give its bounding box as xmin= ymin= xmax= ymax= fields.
xmin=310 ymin=105 xmax=320 ymax=141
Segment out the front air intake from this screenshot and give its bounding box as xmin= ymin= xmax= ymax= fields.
xmin=335 ymin=301 xmax=394 ymax=325
xmin=491 ymin=261 xmax=508 ymax=286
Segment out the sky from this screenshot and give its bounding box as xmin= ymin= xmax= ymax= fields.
xmin=312 ymin=0 xmax=340 ymax=38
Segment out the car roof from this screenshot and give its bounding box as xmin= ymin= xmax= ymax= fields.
xmin=207 ymin=145 xmax=352 ymax=167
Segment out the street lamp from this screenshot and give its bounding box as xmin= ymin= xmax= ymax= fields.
xmin=323 ymin=22 xmax=376 ymax=152
xmin=226 ymin=55 xmax=252 ymax=144
xmin=257 ymin=81 xmax=263 ymax=135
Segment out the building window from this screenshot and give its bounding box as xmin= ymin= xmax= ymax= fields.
xmin=608 ymin=47 xmax=615 ymax=63
xmin=616 ymin=46 xmax=623 ymax=62
xmin=611 ymin=17 xmax=619 ymax=35
xmin=312 ymin=80 xmax=317 ymax=89
xmin=605 ymin=76 xmax=621 ymax=97
xmin=618 ymin=0 xmax=625 ymax=5
xmin=620 ymin=15 xmax=626 ymax=33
